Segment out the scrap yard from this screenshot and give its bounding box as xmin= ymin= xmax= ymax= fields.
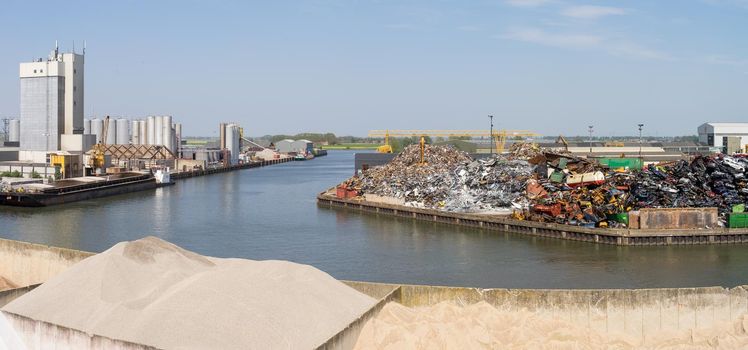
xmin=322 ymin=142 xmax=748 ymax=245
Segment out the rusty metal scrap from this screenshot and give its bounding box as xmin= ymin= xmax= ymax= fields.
xmin=340 ymin=144 xmax=748 ymax=227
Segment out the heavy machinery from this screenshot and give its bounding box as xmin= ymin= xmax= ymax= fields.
xmin=88 ymin=115 xmax=110 ymax=174
xmin=369 ymin=129 xmax=540 ymax=155
xmin=556 ymin=135 xmax=569 ymax=152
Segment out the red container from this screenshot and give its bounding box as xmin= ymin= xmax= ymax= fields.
xmin=345 ymin=189 xmax=359 ymax=198
xmin=336 ymin=186 xmax=347 ymax=199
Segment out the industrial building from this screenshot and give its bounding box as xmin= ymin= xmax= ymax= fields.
xmin=19 ymin=44 xmax=85 ymax=152
xmin=698 ymin=122 xmax=748 ymax=154
xmin=275 ymin=139 xmax=314 ymax=154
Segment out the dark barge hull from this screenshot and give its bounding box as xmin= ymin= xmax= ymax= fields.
xmin=0 ymin=178 xmax=173 ymax=207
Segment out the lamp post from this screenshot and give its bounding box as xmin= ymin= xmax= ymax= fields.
xmin=638 ymin=124 xmax=644 ymax=159
xmin=488 ymin=115 xmax=494 ymax=155
xmin=588 ymin=125 xmax=594 ymax=154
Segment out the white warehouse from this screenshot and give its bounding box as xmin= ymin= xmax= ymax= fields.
xmin=698 ymin=122 xmax=748 ymax=154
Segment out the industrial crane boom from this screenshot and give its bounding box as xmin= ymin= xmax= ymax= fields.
xmin=368 ymin=129 xmax=540 ymax=154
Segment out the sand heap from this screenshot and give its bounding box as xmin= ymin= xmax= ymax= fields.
xmin=2 ymin=237 xmax=376 ymax=349
xmin=0 ymin=277 xmax=17 ymax=292
xmin=354 ymin=301 xmax=748 ymax=350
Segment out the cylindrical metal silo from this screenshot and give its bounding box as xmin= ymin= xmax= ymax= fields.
xmin=146 ymin=116 xmax=155 ymax=145
xmin=154 ymin=116 xmax=163 ymax=145
xmin=219 ymin=123 xmax=226 ymax=149
xmin=162 ymin=115 xmax=173 ymax=151
xmin=8 ymin=119 xmax=20 ymax=142
xmin=84 ymin=119 xmax=91 ymax=135
xmin=175 ymin=123 xmax=182 ymax=155
xmin=225 ymin=124 xmax=234 ymax=165
xmin=116 ymin=118 xmax=129 ymax=145
xmin=105 ymin=118 xmax=117 ymax=144
xmin=132 ymin=120 xmax=141 ymax=145
xmin=91 ymin=118 xmax=103 ymax=143
xmin=139 ymin=121 xmax=147 ymax=145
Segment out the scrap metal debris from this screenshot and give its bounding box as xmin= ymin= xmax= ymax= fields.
xmin=338 ymin=143 xmax=748 ymax=227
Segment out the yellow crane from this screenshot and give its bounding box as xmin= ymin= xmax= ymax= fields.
xmin=368 ymin=129 xmax=540 ymax=157
xmin=88 ymin=115 xmax=110 ymax=174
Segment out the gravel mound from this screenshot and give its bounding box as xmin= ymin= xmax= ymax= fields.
xmin=3 ymin=237 xmax=376 ymax=349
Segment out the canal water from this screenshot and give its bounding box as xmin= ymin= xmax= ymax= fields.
xmin=0 ymin=150 xmax=746 ymax=289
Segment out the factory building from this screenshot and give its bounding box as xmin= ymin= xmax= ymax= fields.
xmin=698 ymin=122 xmax=748 ymax=154
xmin=275 ymin=139 xmax=314 ymax=155
xmin=19 ymin=44 xmax=84 ymax=152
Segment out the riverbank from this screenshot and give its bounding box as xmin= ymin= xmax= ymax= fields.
xmin=1 ymin=236 xmax=747 ymax=349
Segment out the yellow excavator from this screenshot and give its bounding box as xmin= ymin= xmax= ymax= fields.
xmin=89 ymin=116 xmax=109 ymax=174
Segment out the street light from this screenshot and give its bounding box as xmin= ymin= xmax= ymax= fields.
xmin=638 ymin=124 xmax=644 ymax=159
xmin=488 ymin=115 xmax=494 ymax=155
xmin=588 ymin=125 xmax=594 ymax=154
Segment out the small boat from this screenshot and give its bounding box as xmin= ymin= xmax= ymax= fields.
xmin=294 ymin=154 xmax=306 ymax=161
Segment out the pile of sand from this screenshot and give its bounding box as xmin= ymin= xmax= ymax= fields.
xmin=0 ymin=277 xmax=17 ymax=292
xmin=354 ymin=301 xmax=748 ymax=350
xmin=2 ymin=237 xmax=376 ymax=349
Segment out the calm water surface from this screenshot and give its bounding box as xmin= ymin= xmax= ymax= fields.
xmin=1 ymin=150 xmax=746 ymax=289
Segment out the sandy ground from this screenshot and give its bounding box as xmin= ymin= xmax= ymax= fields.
xmin=354 ymin=301 xmax=748 ymax=350
xmin=0 ymin=277 xmax=16 ymax=292
xmin=2 ymin=237 xmax=376 ymax=349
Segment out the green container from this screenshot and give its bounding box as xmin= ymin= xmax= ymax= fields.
xmin=606 ymin=213 xmax=629 ymax=225
xmin=598 ymin=158 xmax=643 ymax=170
xmin=732 ymin=204 xmax=746 ymax=213
xmin=728 ymin=213 xmax=748 ymax=228
xmin=558 ymin=158 xmax=568 ymax=170
xmin=549 ymin=171 xmax=565 ymax=183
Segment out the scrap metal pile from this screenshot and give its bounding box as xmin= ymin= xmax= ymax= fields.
xmin=352 ymin=145 xmax=472 ymax=207
xmin=340 ymin=143 xmax=748 ymax=227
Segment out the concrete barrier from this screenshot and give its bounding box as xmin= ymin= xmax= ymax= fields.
xmin=3 ymin=313 xmax=158 ymax=350
xmin=0 ymin=237 xmax=93 ymax=288
xmin=331 ymin=282 xmax=748 ymax=344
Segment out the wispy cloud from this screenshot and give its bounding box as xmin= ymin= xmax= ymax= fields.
xmin=500 ymin=27 xmax=672 ymax=61
xmin=561 ymin=5 xmax=627 ymax=19
xmin=500 ymin=28 xmax=603 ymax=48
xmin=505 ymin=0 xmax=553 ymax=8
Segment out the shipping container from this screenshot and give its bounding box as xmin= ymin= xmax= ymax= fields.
xmin=598 ymin=158 xmax=643 ymax=170
xmin=728 ymin=213 xmax=748 ymax=228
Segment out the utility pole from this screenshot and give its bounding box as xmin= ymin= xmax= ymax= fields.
xmin=488 ymin=115 xmax=494 ymax=155
xmin=638 ymin=124 xmax=644 ymax=160
xmin=588 ymin=125 xmax=594 ymax=154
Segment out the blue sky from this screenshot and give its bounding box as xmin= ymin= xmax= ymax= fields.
xmin=0 ymin=0 xmax=746 ymax=137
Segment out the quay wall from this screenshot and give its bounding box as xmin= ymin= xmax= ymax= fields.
xmin=171 ymin=157 xmax=292 ymax=180
xmin=317 ymin=192 xmax=748 ymax=246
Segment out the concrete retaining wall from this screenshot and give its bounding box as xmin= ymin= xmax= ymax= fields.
xmin=0 ymin=237 xmax=93 ymax=288
xmin=3 ymin=313 xmax=157 ymax=350
xmin=324 ymin=282 xmax=748 ymax=346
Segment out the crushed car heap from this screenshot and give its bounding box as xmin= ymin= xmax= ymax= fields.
xmin=338 ymin=144 xmax=748 ymax=228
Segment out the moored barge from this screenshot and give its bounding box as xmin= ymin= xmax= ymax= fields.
xmin=0 ymin=171 xmax=173 ymax=207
